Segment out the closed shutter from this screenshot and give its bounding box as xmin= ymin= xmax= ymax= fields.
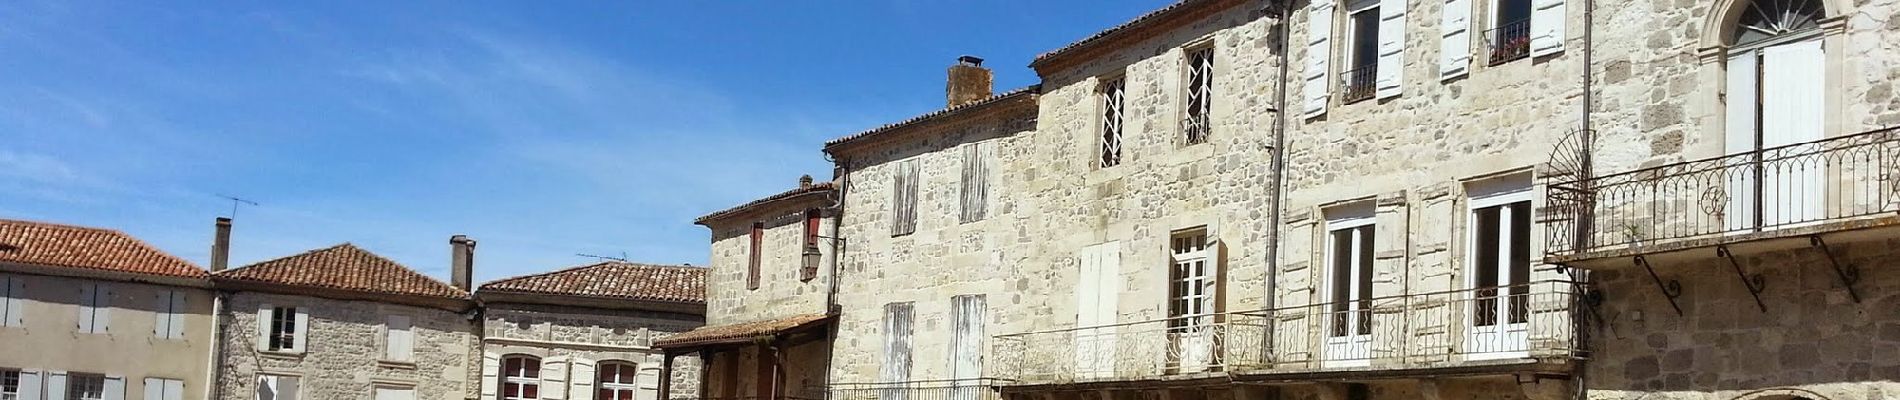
xmin=1723 ymin=50 xmax=1758 ymax=231
xmin=879 ymin=303 xmax=914 ymax=384
xmin=1375 ymin=0 xmax=1407 ymax=98
xmin=958 ymin=142 xmax=993 ymax=223
xmin=144 ymin=378 xmax=164 ymax=400
xmin=891 ymin=159 xmax=920 ymax=236
xmin=163 ymin=379 xmax=183 ymax=400
xmin=1438 ymin=0 xmax=1472 ymax=79
xmin=1303 ymin=0 xmax=1336 ymax=117
xmin=168 ymin=292 xmax=187 ymax=339
xmin=277 ymin=376 xmax=300 ymax=400
xmin=155 ymin=292 xmax=170 ymax=338
xmin=255 ymin=304 xmax=273 ymax=351
xmin=634 ymin=367 xmax=660 ymax=400
xmin=568 ymin=357 xmax=596 ymax=400
xmin=4 ymin=277 xmax=23 ymax=327
xmin=481 ymin=352 xmax=501 ymax=400
xmin=1529 ymin=0 xmax=1565 ymax=57
xmin=94 ymin=285 xmax=110 ymax=333
xmin=43 ymin=371 xmax=66 ymax=400
xmin=103 ymin=375 xmax=125 ymax=400
xmin=542 ymin=356 xmax=569 ymax=400
xmin=949 ymin=295 xmax=986 ymax=382
xmin=18 ymin=369 xmax=41 ymax=400
xmin=291 ymin=308 xmax=309 ymax=352
xmin=78 ymin=284 xmax=96 ymax=333
xmin=385 ymin=315 xmax=413 ymax=362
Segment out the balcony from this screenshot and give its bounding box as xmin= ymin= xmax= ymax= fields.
xmin=1340 ymin=64 xmax=1377 ymax=104
xmin=818 ymin=379 xmax=1006 ymax=400
xmin=1543 ymin=127 xmax=1900 ymax=265
xmin=1485 ymin=19 xmax=1532 ymax=66
xmin=991 ymin=282 xmax=1585 ymax=387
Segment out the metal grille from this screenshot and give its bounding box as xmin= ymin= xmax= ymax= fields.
xmin=1485 ymin=18 xmax=1533 ymax=65
xmin=1101 ymin=78 xmax=1126 ymax=167
xmin=822 ymin=379 xmax=1003 ymax=400
xmin=1544 ymin=127 xmax=1900 ymax=255
xmin=1339 ymin=64 xmax=1377 ymax=104
xmin=1183 ymin=47 xmax=1214 ymax=145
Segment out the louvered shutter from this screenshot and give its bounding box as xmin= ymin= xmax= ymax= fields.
xmin=43 ymin=371 xmax=66 ymax=400
xmin=6 ymin=277 xmax=25 ymax=327
xmin=18 ymin=369 xmax=41 ymax=400
xmin=1375 ymin=0 xmax=1407 ymax=98
xmin=542 ymin=356 xmax=569 ymax=400
xmin=291 ymin=307 xmax=310 ymax=352
xmin=1303 ymin=0 xmax=1336 ymax=117
xmin=78 ymin=284 xmax=96 ymax=333
xmin=635 ymin=367 xmax=660 ymax=400
xmin=569 ymin=357 xmax=596 ymax=400
xmin=481 ymin=352 xmax=501 ymax=399
xmin=1439 ymin=0 xmax=1472 ymax=79
xmin=255 ymin=304 xmax=273 ymax=351
xmin=385 ymin=315 xmax=413 ymax=362
xmin=103 ymin=375 xmax=125 ymax=400
xmin=1530 ymin=0 xmax=1565 ymax=57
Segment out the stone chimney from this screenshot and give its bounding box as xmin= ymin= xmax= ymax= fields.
xmin=210 ymin=217 xmax=232 ymax=272
xmin=946 ymin=55 xmax=993 ymax=107
xmin=798 ymin=174 xmax=814 ymax=188
xmin=450 ymin=235 xmax=476 ymax=291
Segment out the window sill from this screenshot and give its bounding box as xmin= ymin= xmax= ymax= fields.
xmin=377 ymin=360 xmax=417 ymax=370
xmin=258 ymin=350 xmax=305 ymax=360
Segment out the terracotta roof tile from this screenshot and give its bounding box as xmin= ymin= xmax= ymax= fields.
xmin=478 ymin=261 xmax=706 ymax=304
xmin=1030 ymin=0 xmax=1247 ymax=72
xmin=822 ymin=85 xmax=1040 ymax=151
xmin=216 ymin=243 xmax=467 ymax=300
xmin=694 ymin=182 xmax=836 ymax=225
xmin=654 ymin=313 xmax=831 ymax=348
xmin=0 ymin=218 xmax=206 ymax=279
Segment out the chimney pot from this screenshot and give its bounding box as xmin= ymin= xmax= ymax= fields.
xmin=798 ymin=175 xmax=814 ymax=188
xmin=210 ymin=217 xmax=233 ymax=272
xmin=450 ymin=235 xmax=476 ymax=291
xmin=946 ymin=55 xmax=994 ymax=107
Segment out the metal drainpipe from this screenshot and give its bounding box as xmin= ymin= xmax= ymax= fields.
xmin=1265 ymin=0 xmax=1293 ymax=346
xmin=206 ymin=291 xmax=226 ymax=400
xmin=818 ymin=153 xmax=851 ymax=393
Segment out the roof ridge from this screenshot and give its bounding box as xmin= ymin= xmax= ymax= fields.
xmin=0 ymin=217 xmax=120 ymax=233
xmin=0 ymin=217 xmax=208 ymax=277
xmin=481 ymin=260 xmax=703 ymax=289
xmin=823 ymin=85 xmax=1040 ymax=149
xmin=219 ymin=242 xmax=354 ymax=274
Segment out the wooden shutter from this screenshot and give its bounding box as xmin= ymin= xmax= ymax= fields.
xmin=892 ymin=159 xmax=920 ymax=236
xmin=144 ymin=378 xmax=165 ymax=400
xmin=949 ymin=295 xmax=986 ymax=381
xmin=255 ymin=304 xmax=273 ymax=351
xmin=1303 ymin=0 xmax=1336 ymax=117
xmin=879 ymin=303 xmax=914 ymax=383
xmin=103 ymin=375 xmax=125 ymax=400
xmin=5 ymin=276 xmax=24 ymax=327
xmin=959 ymin=142 xmax=993 ymax=223
xmin=747 ymin=222 xmax=763 ymax=290
xmin=168 ymin=292 xmax=187 ymax=339
xmin=1529 ymin=0 xmax=1565 ymax=57
xmin=163 ymin=379 xmax=183 ymax=400
xmin=155 ymin=291 xmax=171 ymax=338
xmin=42 ymin=371 xmax=66 ymax=400
xmin=569 ymin=357 xmax=596 ymax=400
xmin=18 ymin=369 xmax=41 ymax=400
xmin=481 ymin=352 xmax=501 ymax=399
xmin=636 ymin=366 xmax=661 ymax=400
xmin=1439 ymin=0 xmax=1471 ymax=79
xmin=1723 ymin=50 xmax=1758 ymax=231
xmin=386 ymin=315 xmax=413 ymax=362
xmin=78 ymin=284 xmax=96 ymax=333
xmin=1375 ymin=0 xmax=1407 ymax=98
xmin=291 ymin=307 xmax=310 ymax=352
xmin=543 ymin=356 xmax=569 ymax=400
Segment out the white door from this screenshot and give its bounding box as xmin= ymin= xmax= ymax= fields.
xmin=1322 ymin=216 xmax=1375 ymax=368
xmin=1725 ymin=36 xmax=1825 ymax=231
xmin=1072 ymin=242 xmax=1120 ymax=379
xmin=1465 ymin=191 xmax=1533 ymax=360
xmin=1169 ymin=232 xmax=1216 ymax=372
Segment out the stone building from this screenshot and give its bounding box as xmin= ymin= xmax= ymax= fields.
xmin=211 ymin=241 xmax=479 ymax=400
xmin=659 ymin=179 xmax=840 ymax=400
xmin=0 ymin=218 xmax=215 ymax=400
xmin=475 ymin=260 xmax=707 ymax=400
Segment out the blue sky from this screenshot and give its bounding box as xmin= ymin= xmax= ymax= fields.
xmin=0 ymin=1 xmax=1171 ymax=282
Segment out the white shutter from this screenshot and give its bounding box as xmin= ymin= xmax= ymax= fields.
xmin=635 ymin=367 xmax=661 ymax=400
xmin=480 ymin=352 xmax=501 ymax=400
xmin=291 ymin=308 xmax=309 ymax=352
xmin=1438 ymin=0 xmax=1472 ymax=79
xmin=104 ymin=375 xmax=125 ymax=400
xmin=542 ymin=356 xmax=569 ymax=400
xmin=949 ymin=295 xmax=986 ymax=382
xmin=163 ymin=379 xmax=182 ymax=400
xmin=95 ymin=285 xmax=110 ymax=333
xmin=78 ymin=284 xmax=96 ymax=333
xmin=1529 ymin=0 xmax=1565 ymax=57
xmin=5 ymin=277 xmax=24 ymax=327
xmin=255 ymin=304 xmax=273 ymax=351
xmin=1762 ymin=39 xmax=1826 ymax=225
xmin=1304 ymin=0 xmax=1337 ymax=117
xmin=385 ymin=315 xmax=413 ymax=362
xmin=168 ymin=293 xmax=187 ymax=339
xmin=1375 ymin=0 xmax=1407 ymax=98
xmin=144 ymin=378 xmax=164 ymax=400
xmin=1724 ymin=50 xmax=1758 ymax=232
xmin=18 ymin=369 xmax=41 ymax=400
xmin=277 ymin=376 xmax=299 ymax=400
xmin=569 ymin=358 xmax=596 ymax=400
xmin=43 ymin=371 xmax=66 ymax=400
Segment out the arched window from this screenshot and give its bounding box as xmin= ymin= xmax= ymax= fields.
xmin=595 ymin=361 xmax=640 ymax=400
xmin=501 ymin=355 xmax=542 ymax=400
xmin=1734 ymin=0 xmax=1824 ymax=46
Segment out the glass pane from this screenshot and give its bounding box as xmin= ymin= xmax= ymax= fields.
xmin=1351 ymin=10 xmax=1381 ymax=67
xmin=1475 ymin=206 xmax=1502 ymax=327
xmin=1509 ymin=201 xmax=1533 ymax=324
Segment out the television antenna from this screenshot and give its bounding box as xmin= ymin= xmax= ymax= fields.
xmin=216 ymin=194 xmax=260 ymax=219
xmin=576 ymin=252 xmax=630 ymax=262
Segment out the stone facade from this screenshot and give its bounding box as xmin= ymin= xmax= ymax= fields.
xmin=0 ymin=271 xmax=215 ymax=400
xmin=478 ymin=305 xmax=703 ymax=400
xmin=214 ymin=292 xmax=477 ymax=400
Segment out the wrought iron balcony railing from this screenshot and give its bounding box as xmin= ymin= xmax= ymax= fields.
xmin=991 ymin=281 xmax=1584 ymax=384
xmin=1340 ymin=64 xmax=1378 ymax=104
xmin=1544 ymin=127 xmax=1900 ymax=256
xmin=819 ymin=379 xmax=1005 ymax=400
xmin=1485 ymin=19 xmax=1533 ymax=66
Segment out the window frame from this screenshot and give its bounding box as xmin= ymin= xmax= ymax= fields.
xmin=1340 ymin=0 xmax=1382 ymax=103
xmin=1167 ymin=229 xmax=1215 ymax=327
xmin=1098 ymin=74 xmax=1127 ymax=168
xmin=1484 ymin=0 xmax=1535 ymax=65
xmin=1 ymin=369 xmax=19 ymax=400
xmin=67 ymin=373 xmax=105 ymax=400
xmin=595 ymin=361 xmax=641 ymax=400
xmin=1466 ymin=186 xmax=1534 ymax=328
xmin=266 ymin=307 xmax=298 ymax=352
xmin=500 ymin=354 xmax=543 ymax=400
xmin=1324 ymin=211 xmax=1375 ymax=338
xmin=1181 ymin=45 xmax=1216 ymax=146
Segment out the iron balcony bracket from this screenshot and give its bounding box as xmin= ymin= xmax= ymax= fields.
xmin=1716 ymin=245 xmax=1768 ymax=313
xmin=1809 ymin=236 xmax=1862 ymax=303
xmin=1635 ymin=256 xmax=1684 ymax=316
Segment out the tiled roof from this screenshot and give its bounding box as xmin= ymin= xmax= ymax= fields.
xmin=478 ymin=261 xmax=706 ymax=304
xmin=694 ymin=182 xmax=836 ymax=225
xmin=654 ymin=313 xmax=831 ymax=348
xmin=1030 ymin=0 xmax=1247 ymax=72
xmin=0 ymin=218 xmax=206 ymax=279
xmin=216 ymin=243 xmax=467 ymax=300
xmin=822 ymin=85 xmax=1040 ymax=151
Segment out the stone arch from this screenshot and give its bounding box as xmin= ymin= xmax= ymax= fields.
xmin=1729 ymin=387 xmax=1836 ymax=400
xmin=1700 ymin=0 xmax=1847 ymax=49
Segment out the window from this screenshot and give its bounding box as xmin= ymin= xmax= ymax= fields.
xmin=144 ymin=378 xmax=184 ymax=400
xmin=1168 ymin=229 xmax=1219 ymax=369
xmin=595 ymin=362 xmax=640 ymax=400
xmin=958 ymin=141 xmax=994 ymax=223
xmin=67 ymin=374 xmax=104 ymax=400
xmin=1 ymin=276 xmax=21 ymax=328
xmin=76 ymin=283 xmax=108 ymax=334
xmin=255 ymin=375 xmax=298 ymax=400
xmin=2 ymin=370 xmax=18 ymax=400
xmin=1325 ymin=212 xmax=1375 ymax=339
xmin=747 ymin=222 xmax=763 ymax=290
xmin=1341 ymin=0 xmax=1381 ymax=103
xmin=260 ymin=306 xmax=306 ymax=352
xmin=373 ymin=387 xmax=415 ymax=400
xmin=1486 ymin=0 xmax=1533 ymax=64
xmin=155 ymin=290 xmax=186 ymax=339
xmin=890 ymin=159 xmax=920 ymax=236
xmin=501 ymin=355 xmax=542 ymax=400
xmin=1182 ymin=46 xmax=1214 ymax=145
xmin=1099 ymin=76 xmax=1126 ymax=167
xmin=1734 ymin=0 xmax=1823 ymax=46
xmin=384 ymin=315 xmax=413 ymax=362
xmin=1472 ymin=199 xmax=1532 ymax=326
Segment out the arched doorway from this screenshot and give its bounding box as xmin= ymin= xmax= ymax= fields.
xmin=1722 ymin=0 xmax=1828 ymax=230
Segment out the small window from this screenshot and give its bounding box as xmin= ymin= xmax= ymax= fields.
xmin=747 ymin=222 xmax=764 ymax=290
xmin=1 ymin=370 xmax=19 ymax=400
xmin=256 ymin=375 xmax=299 ymax=400
xmin=68 ymin=374 xmax=105 ymax=400
xmin=890 ymin=159 xmax=921 ymax=236
xmin=1341 ymin=0 xmax=1381 ymax=103
xmin=1100 ymin=76 xmax=1126 ymax=167
xmin=1486 ymin=0 xmax=1533 ymax=64
xmin=596 ymin=361 xmax=640 ymax=400
xmin=501 ymin=355 xmax=542 ymax=400
xmin=1183 ymin=47 xmax=1215 ymax=145
xmin=267 ymin=307 xmax=298 ymax=351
